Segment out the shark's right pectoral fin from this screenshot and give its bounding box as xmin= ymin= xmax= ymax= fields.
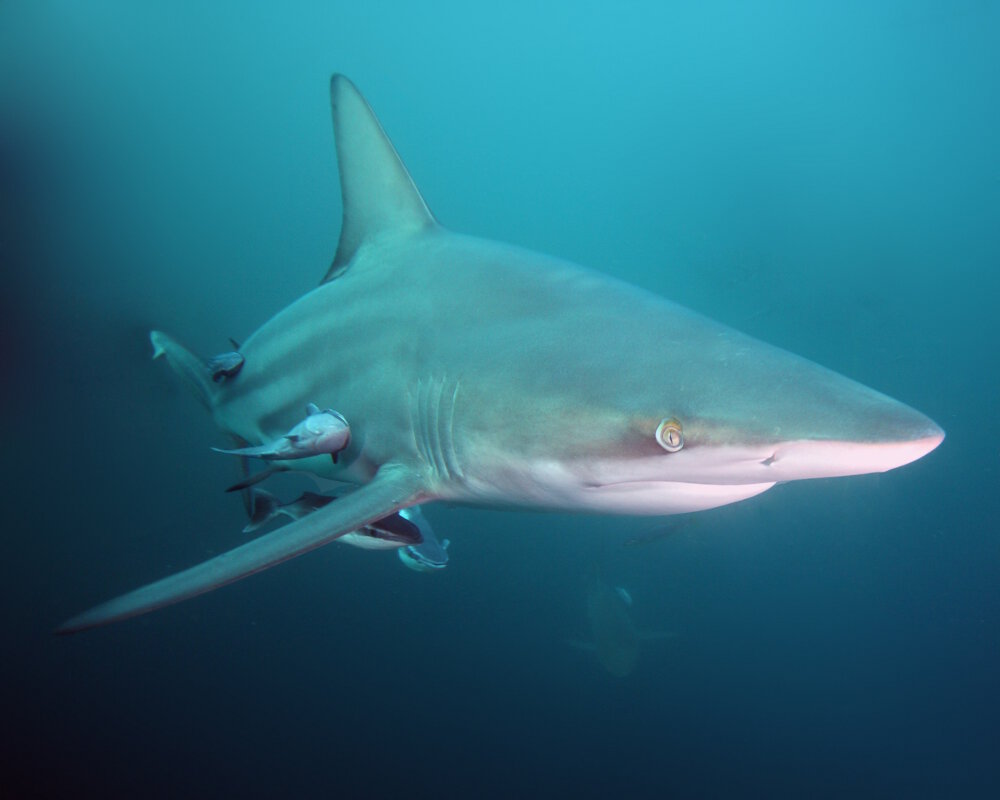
xmin=56 ymin=464 xmax=427 ymax=634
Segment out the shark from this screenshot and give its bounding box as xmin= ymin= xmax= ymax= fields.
xmin=568 ymin=577 xmax=673 ymax=677
xmin=57 ymin=75 xmax=944 ymax=633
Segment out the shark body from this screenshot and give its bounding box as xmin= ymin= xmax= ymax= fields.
xmin=58 ymin=76 xmax=943 ymax=633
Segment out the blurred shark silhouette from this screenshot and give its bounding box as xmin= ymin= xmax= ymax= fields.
xmin=567 ymin=575 xmax=674 ymax=677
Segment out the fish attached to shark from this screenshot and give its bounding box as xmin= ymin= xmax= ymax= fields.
xmin=395 ymin=506 xmax=450 ymax=573
xmin=211 ymin=402 xmax=350 ymax=462
xmin=56 ymin=75 xmax=944 ymax=633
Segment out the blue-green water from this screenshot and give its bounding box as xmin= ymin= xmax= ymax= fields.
xmin=2 ymin=2 xmax=997 ymax=797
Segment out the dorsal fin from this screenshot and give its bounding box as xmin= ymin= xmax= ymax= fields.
xmin=323 ymin=75 xmax=435 ymax=283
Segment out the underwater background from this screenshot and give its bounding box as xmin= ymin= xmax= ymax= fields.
xmin=2 ymin=1 xmax=997 ymax=797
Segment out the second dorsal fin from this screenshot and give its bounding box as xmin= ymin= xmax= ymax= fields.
xmin=323 ymin=75 xmax=435 ymax=282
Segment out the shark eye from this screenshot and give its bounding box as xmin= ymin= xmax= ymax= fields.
xmin=655 ymin=417 xmax=684 ymax=452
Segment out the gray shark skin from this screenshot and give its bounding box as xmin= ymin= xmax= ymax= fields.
xmin=57 ymin=75 xmax=943 ymax=633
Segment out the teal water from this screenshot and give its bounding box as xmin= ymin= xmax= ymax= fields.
xmin=2 ymin=2 xmax=997 ymax=797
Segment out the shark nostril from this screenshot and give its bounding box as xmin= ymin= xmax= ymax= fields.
xmin=761 ymin=454 xmax=776 ymax=466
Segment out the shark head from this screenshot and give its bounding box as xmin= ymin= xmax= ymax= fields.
xmin=442 ymin=246 xmax=945 ymax=515
xmin=554 ymin=349 xmax=945 ymax=516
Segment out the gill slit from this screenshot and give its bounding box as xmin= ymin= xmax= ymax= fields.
xmin=412 ymin=375 xmax=464 ymax=485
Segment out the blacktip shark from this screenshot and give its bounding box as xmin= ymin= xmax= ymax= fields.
xmin=57 ymin=75 xmax=943 ymax=633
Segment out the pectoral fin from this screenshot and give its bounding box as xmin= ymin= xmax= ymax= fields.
xmin=57 ymin=464 xmax=426 ymax=634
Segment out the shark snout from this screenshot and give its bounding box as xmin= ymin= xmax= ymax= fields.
xmin=758 ymin=396 xmax=944 ymax=481
xmin=761 ymin=428 xmax=944 ymax=481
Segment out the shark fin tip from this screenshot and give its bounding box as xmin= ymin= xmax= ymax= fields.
xmin=150 ymin=331 xmax=166 ymax=360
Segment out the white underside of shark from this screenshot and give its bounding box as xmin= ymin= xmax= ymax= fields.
xmin=57 ymin=75 xmax=943 ymax=633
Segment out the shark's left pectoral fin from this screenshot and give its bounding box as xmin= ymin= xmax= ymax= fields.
xmin=56 ymin=464 xmax=427 ymax=634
